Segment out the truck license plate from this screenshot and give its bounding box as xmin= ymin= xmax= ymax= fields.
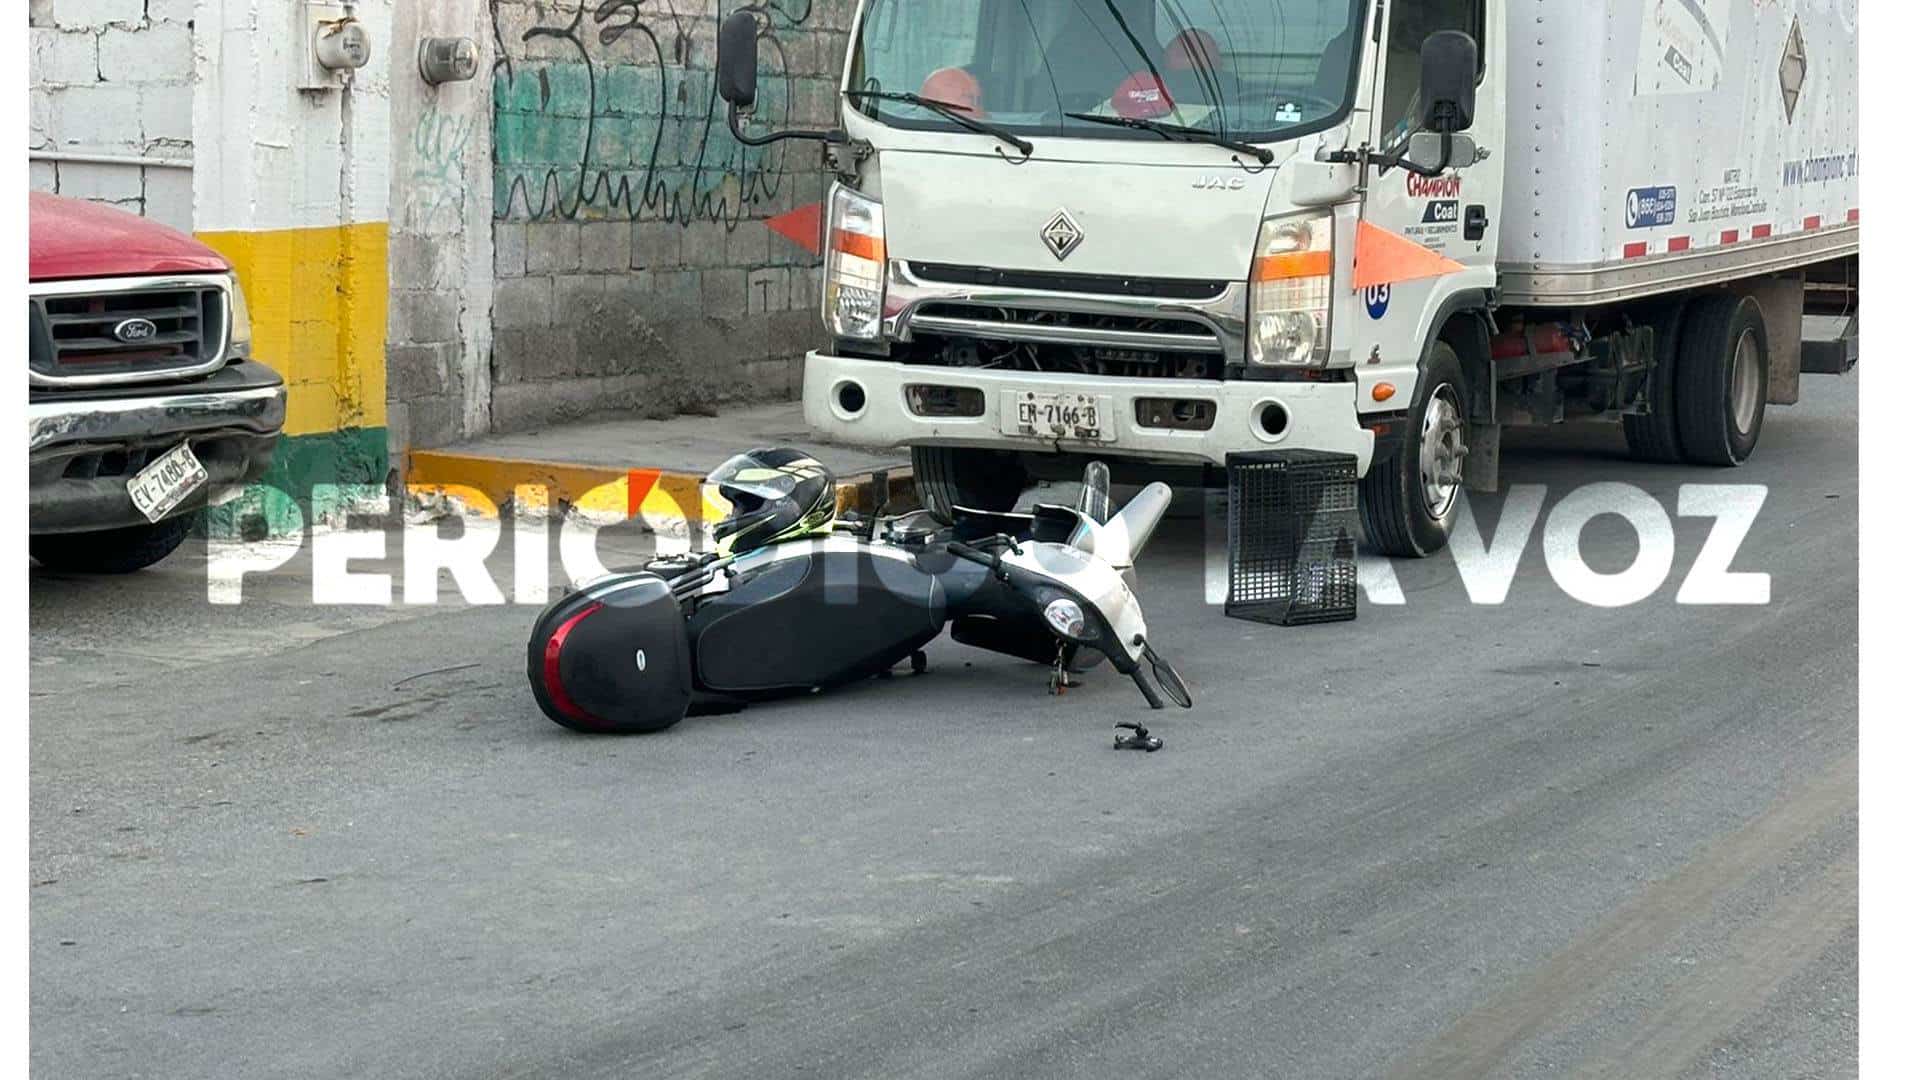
xmin=127 ymin=441 xmax=209 ymax=523
xmin=1002 ymin=391 xmax=1112 ymax=442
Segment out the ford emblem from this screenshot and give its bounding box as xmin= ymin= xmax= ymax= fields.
xmin=112 ymin=317 xmax=159 ymax=343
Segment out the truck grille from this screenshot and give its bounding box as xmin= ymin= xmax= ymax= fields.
xmin=907 ymin=302 xmax=1227 ymax=380
xmin=29 ymin=283 xmax=227 ymax=386
xmin=906 ymin=262 xmax=1230 ymax=301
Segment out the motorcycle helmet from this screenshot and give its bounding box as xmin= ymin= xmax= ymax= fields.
xmin=708 ymin=447 xmax=837 ymax=554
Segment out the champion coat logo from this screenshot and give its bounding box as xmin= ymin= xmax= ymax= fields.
xmin=1407 ymin=172 xmax=1464 ymax=199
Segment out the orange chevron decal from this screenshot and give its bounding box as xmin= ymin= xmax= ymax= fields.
xmin=767 ymin=202 xmax=824 ymax=255
xmin=1353 ymin=220 xmax=1466 ymax=290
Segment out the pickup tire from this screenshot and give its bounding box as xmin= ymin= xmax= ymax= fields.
xmin=1360 ymin=342 xmax=1468 ymax=558
xmin=1623 ymin=302 xmax=1690 ymax=463
xmin=1674 ymin=293 xmax=1768 ymax=466
xmin=30 ymin=511 xmax=198 ymax=574
xmin=912 ymin=446 xmax=1029 ymax=525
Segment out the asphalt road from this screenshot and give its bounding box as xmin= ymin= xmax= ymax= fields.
xmin=30 ymin=375 xmax=1858 ymax=1079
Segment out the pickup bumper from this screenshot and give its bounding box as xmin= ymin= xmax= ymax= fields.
xmin=28 ymin=361 xmax=287 ymax=534
xmin=802 ymin=352 xmax=1377 ymax=473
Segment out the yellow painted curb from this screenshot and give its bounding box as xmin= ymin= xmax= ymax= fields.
xmin=405 ymin=449 xmax=913 ymax=523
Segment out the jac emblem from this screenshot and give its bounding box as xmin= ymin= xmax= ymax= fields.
xmin=1192 ymin=175 xmax=1247 ymax=191
xmin=112 ymin=317 xmax=159 ymax=343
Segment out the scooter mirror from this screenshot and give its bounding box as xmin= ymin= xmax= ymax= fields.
xmin=1140 ymin=640 xmax=1193 ymax=709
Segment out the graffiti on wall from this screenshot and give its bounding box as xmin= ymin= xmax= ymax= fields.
xmin=410 ymin=104 xmax=478 ymax=232
xmin=491 ymin=0 xmax=818 ymax=228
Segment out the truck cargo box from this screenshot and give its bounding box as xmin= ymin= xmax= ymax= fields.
xmin=1499 ymin=0 xmax=1858 ymax=305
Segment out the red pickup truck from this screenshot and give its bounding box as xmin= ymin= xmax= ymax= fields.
xmin=28 ymin=192 xmax=286 ymax=572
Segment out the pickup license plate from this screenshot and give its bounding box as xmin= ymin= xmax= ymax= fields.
xmin=1002 ymin=391 xmax=1112 ymax=442
xmin=127 ymin=441 xmax=209 ymax=523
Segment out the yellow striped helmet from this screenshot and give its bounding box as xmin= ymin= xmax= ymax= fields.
xmin=707 ymin=447 xmax=836 ymax=554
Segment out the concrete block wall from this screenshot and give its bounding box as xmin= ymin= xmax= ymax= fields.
xmin=28 ymin=0 xmax=197 ymax=229
xmin=386 ymin=0 xmax=497 ymax=456
xmin=191 ymin=0 xmax=397 ymax=533
xmin=486 ymin=0 xmax=853 ymax=432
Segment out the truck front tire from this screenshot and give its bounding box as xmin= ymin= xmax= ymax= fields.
xmin=1674 ymin=293 xmax=1768 ymax=466
xmin=1360 ymin=343 xmax=1468 ymax=558
xmin=911 ymin=446 xmax=1030 ymax=524
xmin=30 ymin=511 xmax=198 ymax=574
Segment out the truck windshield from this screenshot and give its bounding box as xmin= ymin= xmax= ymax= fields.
xmin=847 ymin=0 xmax=1367 ymax=145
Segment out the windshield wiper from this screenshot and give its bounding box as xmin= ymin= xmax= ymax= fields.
xmin=1065 ymin=112 xmax=1274 ymax=165
xmin=846 ymin=90 xmax=1033 ymax=157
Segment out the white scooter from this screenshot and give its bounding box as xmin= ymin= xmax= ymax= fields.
xmin=527 ymin=462 xmax=1191 ymax=738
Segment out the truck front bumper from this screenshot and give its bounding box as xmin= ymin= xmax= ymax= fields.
xmin=28 ymin=361 xmax=287 ymax=534
xmin=802 ymin=352 xmax=1377 ymax=473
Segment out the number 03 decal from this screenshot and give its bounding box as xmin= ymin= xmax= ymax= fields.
xmin=1364 ymin=284 xmax=1392 ymax=320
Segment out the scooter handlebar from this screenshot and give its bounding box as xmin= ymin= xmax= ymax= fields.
xmin=946 ymin=541 xmax=1016 ymax=577
xmin=945 ymin=541 xmax=996 ymax=567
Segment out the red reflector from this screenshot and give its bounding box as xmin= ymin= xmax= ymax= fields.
xmin=1622 ymin=242 xmax=1649 ymax=259
xmin=1668 ymin=237 xmax=1691 ymax=253
xmin=1848 ymin=208 xmax=1860 ymax=224
xmin=543 ymin=602 xmax=605 ymax=728
xmin=1803 ymin=215 xmax=1822 ymax=231
xmin=1720 ymin=229 xmax=1741 ymax=245
xmin=1752 ymin=224 xmax=1773 ymax=239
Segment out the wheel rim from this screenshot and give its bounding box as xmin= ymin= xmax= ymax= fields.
xmin=1731 ymin=327 xmax=1763 ymax=436
xmin=1419 ymin=387 xmax=1467 ymax=520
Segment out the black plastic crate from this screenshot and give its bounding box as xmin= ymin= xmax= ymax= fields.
xmin=1225 ymin=450 xmax=1359 ymax=626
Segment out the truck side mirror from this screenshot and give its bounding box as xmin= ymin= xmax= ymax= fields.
xmin=717 ymin=10 xmax=759 ymax=110
xmin=1405 ymin=131 xmax=1480 ymax=174
xmin=1419 ymin=30 xmax=1477 ymax=134
xmin=715 ymin=8 xmax=848 ymax=151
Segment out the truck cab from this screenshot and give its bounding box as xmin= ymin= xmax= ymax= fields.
xmin=716 ymin=0 xmax=1855 ymax=555
xmin=28 ymin=193 xmax=287 ymax=572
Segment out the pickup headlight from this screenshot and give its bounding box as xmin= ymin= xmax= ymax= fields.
xmin=823 ymin=183 xmax=886 ymax=340
xmin=224 ymin=270 xmax=254 ymax=357
xmin=1248 ymin=212 xmax=1332 ymax=367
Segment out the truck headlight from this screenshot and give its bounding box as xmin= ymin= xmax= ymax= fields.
xmin=823 ymin=183 xmax=886 ymax=341
xmin=223 ymin=271 xmax=253 ymax=357
xmin=1248 ymin=212 xmax=1332 ymax=367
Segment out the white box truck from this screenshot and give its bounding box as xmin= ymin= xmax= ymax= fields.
xmin=717 ymin=0 xmax=1858 ymax=556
